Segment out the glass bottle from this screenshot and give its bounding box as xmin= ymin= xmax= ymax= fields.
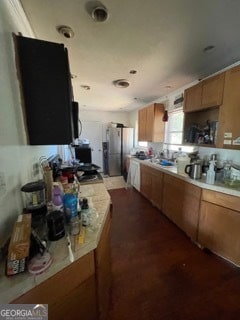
xmin=81 ymin=198 xmax=89 ymax=227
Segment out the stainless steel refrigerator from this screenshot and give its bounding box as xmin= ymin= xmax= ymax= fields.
xmin=106 ymin=127 xmax=134 ymax=176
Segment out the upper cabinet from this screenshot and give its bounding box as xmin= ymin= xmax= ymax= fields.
xmin=184 ymin=82 xmax=202 ymax=112
xmin=184 ymin=66 xmax=240 ymax=149
xmin=138 ymin=103 xmax=165 ymax=142
xmin=217 ymin=65 xmax=240 ymax=149
xmin=184 ymin=73 xmax=225 ymax=112
xmin=15 ymin=35 xmax=77 ymax=145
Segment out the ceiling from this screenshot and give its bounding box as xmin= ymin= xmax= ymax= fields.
xmin=20 ymin=0 xmax=240 ymax=112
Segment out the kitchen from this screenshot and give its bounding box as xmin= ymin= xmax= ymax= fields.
xmin=1 ymin=0 xmax=240 ymax=318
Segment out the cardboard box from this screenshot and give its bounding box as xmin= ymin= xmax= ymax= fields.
xmin=6 ymin=214 xmax=31 ymax=276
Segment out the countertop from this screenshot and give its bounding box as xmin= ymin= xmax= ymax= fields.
xmin=130 ymin=157 xmax=240 ymax=197
xmin=0 ymin=183 xmax=111 ymax=303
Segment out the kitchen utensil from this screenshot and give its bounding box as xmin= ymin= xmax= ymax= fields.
xmin=185 ymin=161 xmax=202 ymax=179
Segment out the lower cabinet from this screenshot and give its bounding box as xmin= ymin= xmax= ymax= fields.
xmin=162 ymin=174 xmax=201 ymax=241
xmin=198 ymin=190 xmax=240 ymax=265
xmin=95 ymin=209 xmax=112 ymax=320
xmin=12 ymin=209 xmax=112 ymax=320
xmin=140 ymin=164 xmax=163 ymax=210
xmin=11 ymin=251 xmax=97 ymax=320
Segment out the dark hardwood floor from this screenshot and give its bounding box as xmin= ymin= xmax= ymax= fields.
xmin=108 ymin=188 xmax=240 ymax=320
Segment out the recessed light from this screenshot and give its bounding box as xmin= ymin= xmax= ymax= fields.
xmin=91 ymin=6 xmax=109 ymax=22
xmin=57 ymin=25 xmax=74 ymax=38
xmin=113 ymin=79 xmax=130 ymax=88
xmin=203 ymin=45 xmax=215 ymax=53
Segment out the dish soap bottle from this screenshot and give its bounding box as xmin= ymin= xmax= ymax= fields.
xmin=206 ymin=160 xmax=216 ymax=185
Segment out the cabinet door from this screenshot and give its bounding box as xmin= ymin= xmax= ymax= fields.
xmin=12 ymin=252 xmax=97 ymax=320
xmin=184 ymin=83 xmax=202 ymax=112
xmin=95 ymin=209 xmax=112 ymax=320
xmin=15 ymin=35 xmax=74 ymax=145
xmin=162 ymin=174 xmax=201 ymax=240
xmin=217 ymin=66 xmax=240 ymax=149
xmin=140 ymin=165 xmax=152 ymax=199
xmin=198 ymin=200 xmax=240 ymax=266
xmin=151 ymin=168 xmax=163 ymax=210
xmin=138 ymin=108 xmax=147 ymax=141
xmin=138 ymin=104 xmax=165 ymax=142
xmin=152 ymin=103 xmax=165 ymax=142
xmin=145 ymin=105 xmax=154 ymax=141
xmin=201 ymin=73 xmax=225 ymax=109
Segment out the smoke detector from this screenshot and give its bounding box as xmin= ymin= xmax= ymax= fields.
xmin=57 ymin=26 xmax=74 ymax=38
xmin=113 ymin=79 xmax=130 ymax=88
xmin=91 ymin=6 xmax=109 ymax=22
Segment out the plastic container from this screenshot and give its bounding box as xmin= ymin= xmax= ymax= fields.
xmin=175 ymin=156 xmax=191 ymax=174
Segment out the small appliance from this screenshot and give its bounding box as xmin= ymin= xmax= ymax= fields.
xmin=21 ymin=180 xmax=47 ymax=229
xmin=185 ymin=161 xmax=202 ymax=179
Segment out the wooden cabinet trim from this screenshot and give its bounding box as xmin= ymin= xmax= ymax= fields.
xmin=198 ymin=200 xmax=240 ymax=265
xmin=202 ymin=189 xmax=240 ymax=212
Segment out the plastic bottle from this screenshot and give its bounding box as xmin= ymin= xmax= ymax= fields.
xmin=206 ymin=160 xmax=216 ymax=185
xmin=63 ymin=193 xmax=78 ymax=223
xmin=52 ymin=183 xmax=64 ymax=211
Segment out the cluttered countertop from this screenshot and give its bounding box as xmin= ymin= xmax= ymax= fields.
xmin=0 ymin=183 xmax=111 ymax=304
xmin=130 ymin=155 xmax=240 ymax=197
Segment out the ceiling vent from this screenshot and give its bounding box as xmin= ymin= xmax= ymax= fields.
xmin=113 ymin=79 xmax=130 ymax=88
xmin=91 ymin=6 xmax=109 ymax=22
xmin=57 ymin=26 xmax=74 ymax=38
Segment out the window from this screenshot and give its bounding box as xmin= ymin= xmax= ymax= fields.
xmin=164 ymin=108 xmax=184 ymax=145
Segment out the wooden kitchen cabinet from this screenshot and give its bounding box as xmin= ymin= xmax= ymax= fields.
xmin=184 ymin=82 xmax=202 ymax=112
xmin=140 ymin=164 xmax=152 ymax=199
xmin=162 ymin=174 xmax=201 ymax=241
xmin=12 ymin=251 xmax=98 ymax=320
xmin=138 ymin=107 xmax=147 ymax=141
xmin=198 ymin=189 xmax=240 ymax=265
xmin=138 ymin=103 xmax=165 ymax=142
xmin=216 ymin=65 xmax=240 ymax=149
xmin=201 ymin=73 xmax=225 ymax=109
xmin=95 ymin=208 xmax=112 ymax=320
xmin=140 ymin=164 xmax=163 ymax=210
xmin=12 ymin=207 xmax=112 ymax=319
xmin=184 ymin=73 xmax=225 ymax=112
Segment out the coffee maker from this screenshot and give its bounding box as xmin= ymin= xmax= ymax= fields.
xmin=21 ymin=180 xmax=48 ymax=229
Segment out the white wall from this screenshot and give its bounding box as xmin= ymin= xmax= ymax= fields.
xmin=79 ymin=109 xmax=131 ymax=142
xmin=0 ymin=1 xmax=58 ymax=247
